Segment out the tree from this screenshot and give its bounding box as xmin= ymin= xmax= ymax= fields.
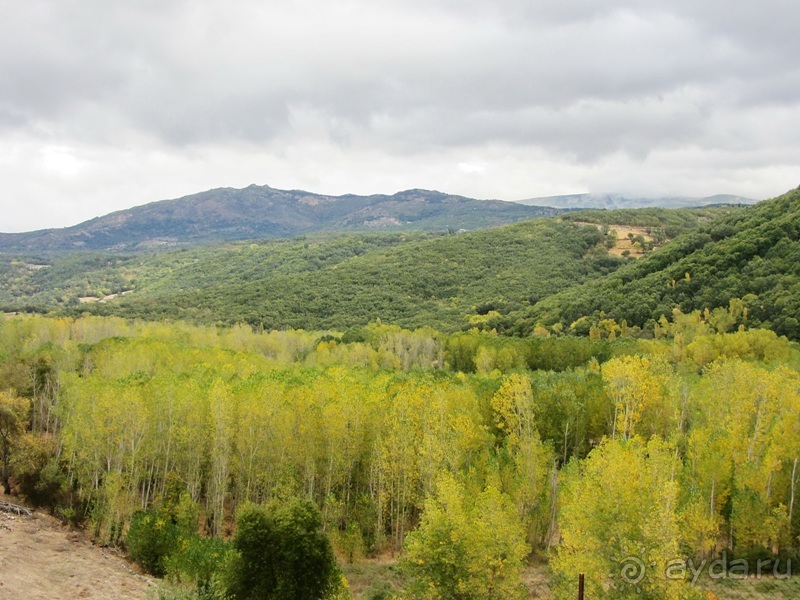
xmin=0 ymin=391 xmax=28 ymax=494
xmin=490 ymin=375 xmax=553 ymax=546
xmin=553 ymin=437 xmax=689 ymax=600
xmin=602 ymin=356 xmax=672 ymax=441
xmin=403 ymin=473 xmax=528 ymax=599
xmin=226 ymin=498 xmax=342 ymax=600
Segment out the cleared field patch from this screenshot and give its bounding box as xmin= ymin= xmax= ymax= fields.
xmin=606 ymin=225 xmax=656 ymax=257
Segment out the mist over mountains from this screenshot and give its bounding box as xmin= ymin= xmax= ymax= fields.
xmin=516 ymin=192 xmax=755 ymax=210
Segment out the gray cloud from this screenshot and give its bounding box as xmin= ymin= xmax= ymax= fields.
xmin=0 ymin=0 xmax=798 ymax=231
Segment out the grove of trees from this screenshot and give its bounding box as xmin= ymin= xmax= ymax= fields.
xmin=0 ymin=310 xmax=798 ymax=598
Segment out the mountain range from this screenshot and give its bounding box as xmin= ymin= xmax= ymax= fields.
xmin=516 ymin=192 xmax=755 ymax=209
xmin=0 ymin=184 xmax=758 ymax=254
xmin=0 ymin=185 xmax=563 ymax=253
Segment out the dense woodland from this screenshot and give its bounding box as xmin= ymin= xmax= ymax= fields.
xmin=4 ymin=191 xmax=800 ymax=342
xmin=1 ymin=308 xmax=799 ymax=598
xmin=512 ymin=189 xmax=800 ymax=339
xmin=3 ymin=190 xmax=800 ymax=598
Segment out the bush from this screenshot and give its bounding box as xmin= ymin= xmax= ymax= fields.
xmin=225 ymin=498 xmax=344 ymax=600
xmin=164 ymin=534 xmax=232 ymax=593
xmin=126 ymin=510 xmax=182 ymax=577
xmin=10 ymin=433 xmax=67 ymax=508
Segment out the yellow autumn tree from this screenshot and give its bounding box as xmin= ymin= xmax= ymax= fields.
xmin=602 ymin=355 xmax=673 ymax=441
xmin=403 ymin=473 xmax=528 ymax=600
xmin=553 ymin=437 xmax=693 ymax=600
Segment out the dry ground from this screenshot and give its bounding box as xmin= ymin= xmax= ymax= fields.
xmin=606 ymin=225 xmax=655 ymax=257
xmin=0 ymin=495 xmax=152 ymax=600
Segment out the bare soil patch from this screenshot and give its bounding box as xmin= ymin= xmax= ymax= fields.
xmin=0 ymin=495 xmax=153 ymax=600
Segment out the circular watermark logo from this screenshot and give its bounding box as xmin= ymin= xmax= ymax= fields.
xmin=620 ymin=556 xmax=646 ymax=585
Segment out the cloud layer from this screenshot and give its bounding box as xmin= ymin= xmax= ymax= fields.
xmin=2 ymin=0 xmax=799 ymax=231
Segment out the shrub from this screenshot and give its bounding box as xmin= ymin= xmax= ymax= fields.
xmin=10 ymin=433 xmax=67 ymax=507
xmin=164 ymin=534 xmax=232 ymax=593
xmin=225 ymin=498 xmax=344 ymax=600
xmin=126 ymin=510 xmax=182 ymax=577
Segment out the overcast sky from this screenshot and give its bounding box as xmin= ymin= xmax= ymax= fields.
xmin=1 ymin=0 xmax=799 ymax=232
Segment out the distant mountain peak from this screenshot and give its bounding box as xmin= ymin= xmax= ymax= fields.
xmin=0 ymin=184 xmax=565 ymax=253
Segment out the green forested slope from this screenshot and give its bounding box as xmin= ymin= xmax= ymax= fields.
xmin=509 ymin=188 xmax=800 ymax=338
xmin=0 ymin=204 xmax=746 ymax=332
xmin=80 ymin=219 xmax=621 ymax=330
xmin=561 ymin=204 xmax=742 ymax=236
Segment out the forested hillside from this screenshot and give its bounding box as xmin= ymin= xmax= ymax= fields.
xmin=1 ymin=205 xmax=739 ymax=333
xmin=2 ymin=220 xmax=623 ymax=330
xmin=8 ymin=194 xmax=800 ymax=598
xmin=507 ymin=188 xmax=800 ymax=339
xmin=1 ymin=312 xmax=798 ymax=599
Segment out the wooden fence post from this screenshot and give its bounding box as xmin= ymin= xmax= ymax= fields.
xmin=578 ymin=573 xmax=585 ymax=600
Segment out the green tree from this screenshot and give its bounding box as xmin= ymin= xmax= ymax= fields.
xmin=226 ymin=498 xmax=342 ymax=600
xmin=403 ymin=473 xmax=527 ymax=599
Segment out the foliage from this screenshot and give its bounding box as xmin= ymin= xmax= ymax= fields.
xmin=9 ymin=433 xmax=67 ymax=507
xmin=553 ymin=437 xmax=696 ymax=600
xmin=1 ymin=219 xmax=622 ymax=332
xmin=402 ymin=473 xmax=528 ymax=599
xmin=2 ymin=312 xmax=800 ymax=598
xmin=127 ymin=509 xmax=185 ymax=577
xmin=515 ymin=189 xmax=800 ymax=340
xmin=0 ymin=390 xmax=28 ymax=494
xmin=561 ymin=206 xmax=740 ymax=238
xmin=164 ymin=535 xmax=232 ymax=596
xmin=225 ymin=499 xmax=343 ymax=600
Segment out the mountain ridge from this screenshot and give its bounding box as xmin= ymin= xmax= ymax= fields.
xmin=514 ymin=192 xmax=756 ymax=209
xmin=0 ymin=184 xmax=563 ymax=253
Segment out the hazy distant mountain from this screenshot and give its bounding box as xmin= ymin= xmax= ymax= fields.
xmin=0 ymin=185 xmax=563 ymax=253
xmin=514 ymin=193 xmax=755 ymax=210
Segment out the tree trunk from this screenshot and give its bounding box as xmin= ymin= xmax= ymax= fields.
xmin=1 ymin=438 xmax=11 ymax=495
xmin=546 ymin=459 xmax=559 ymax=552
xmin=710 ymin=479 xmax=715 ymax=517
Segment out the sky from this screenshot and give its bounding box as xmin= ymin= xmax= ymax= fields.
xmin=1 ymin=0 xmax=799 ymax=232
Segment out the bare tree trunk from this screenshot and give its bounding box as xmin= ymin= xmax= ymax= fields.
xmin=612 ymin=404 xmax=618 ymax=439
xmin=710 ymin=479 xmax=715 ymax=517
xmin=1 ymin=438 xmax=11 ymax=495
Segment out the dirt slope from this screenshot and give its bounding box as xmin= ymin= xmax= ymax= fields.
xmin=0 ymin=497 xmax=152 ymax=600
